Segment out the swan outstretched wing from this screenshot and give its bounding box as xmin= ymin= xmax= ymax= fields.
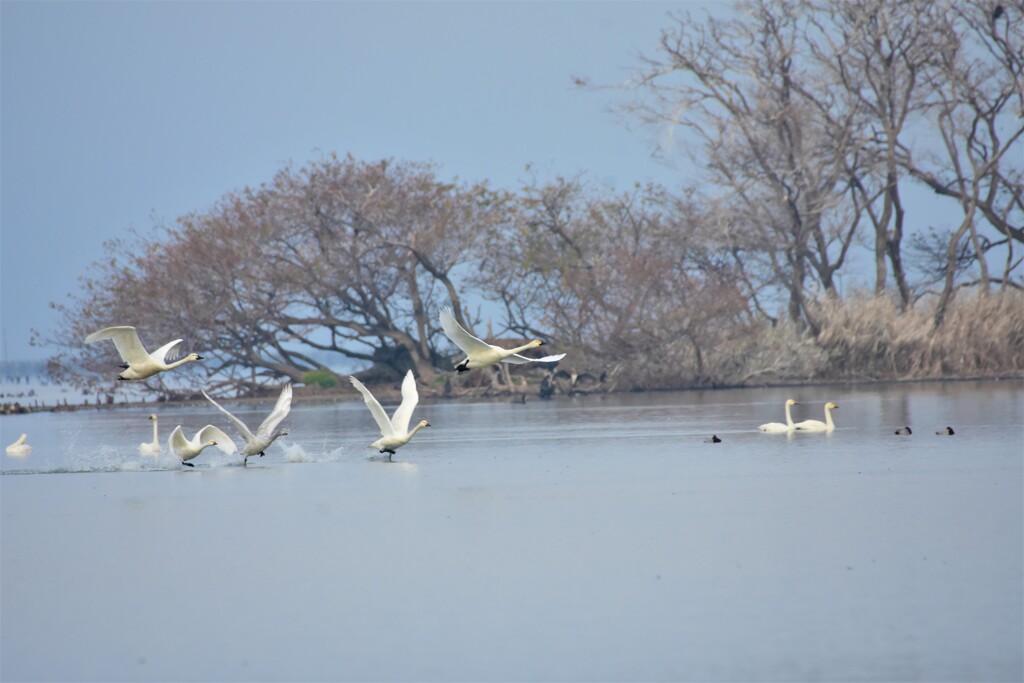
xmin=349 ymin=376 xmax=395 ymax=437
xmin=502 ymin=352 xmax=567 ymax=365
xmin=150 ymin=339 xmax=184 ymax=364
xmin=197 ymin=425 xmax=237 ymax=454
xmin=439 ymin=307 xmax=494 ymax=355
xmin=255 ymin=384 xmax=292 ymax=440
xmin=201 ymin=390 xmax=255 ymax=442
xmin=85 ymin=326 xmax=150 ymax=364
xmin=168 ymin=425 xmax=190 ymax=453
xmin=389 ymin=371 xmax=418 ymax=436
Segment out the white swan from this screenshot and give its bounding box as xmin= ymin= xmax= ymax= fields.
xmin=167 ymin=424 xmax=236 ymax=467
xmin=202 ymin=384 xmax=292 ymax=465
xmin=349 ymin=370 xmax=430 ymax=460
xmin=439 ymin=307 xmax=566 ymax=372
xmin=759 ymin=398 xmax=798 ymax=432
xmin=85 ymin=326 xmax=203 ymax=380
xmin=794 ymin=402 xmax=839 ymax=432
xmin=6 ymin=433 xmax=32 ymax=456
xmin=139 ymin=414 xmax=161 ymax=455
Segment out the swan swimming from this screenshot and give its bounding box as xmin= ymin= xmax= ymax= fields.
xmin=794 ymin=402 xmax=839 ymax=432
xmin=6 ymin=434 xmax=32 ymax=456
xmin=439 ymin=307 xmax=566 ymax=372
xmin=168 ymin=425 xmax=236 ymax=467
xmin=759 ymin=399 xmax=798 ymax=432
xmin=202 ymin=384 xmax=292 ymax=465
xmin=85 ymin=326 xmax=203 ymax=380
xmin=349 ymin=370 xmax=430 ymax=460
xmin=935 ymin=426 xmax=955 ymax=435
xmin=139 ymin=414 xmax=161 ymax=455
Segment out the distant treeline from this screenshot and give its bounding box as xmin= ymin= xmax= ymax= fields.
xmin=40 ymin=1 xmax=1023 ymax=397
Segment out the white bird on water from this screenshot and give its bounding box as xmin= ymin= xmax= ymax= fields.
xmin=759 ymin=398 xmax=798 ymax=433
xmin=139 ymin=414 xmax=161 ymax=455
xmin=84 ymin=326 xmax=203 ymax=380
xmin=202 ymin=384 xmax=292 ymax=465
xmin=6 ymin=434 xmax=32 ymax=456
xmin=167 ymin=425 xmax=236 ymax=467
xmin=439 ymin=306 xmax=566 ymax=372
xmin=349 ymin=370 xmax=430 ymax=461
xmin=794 ymin=402 xmax=839 ymax=432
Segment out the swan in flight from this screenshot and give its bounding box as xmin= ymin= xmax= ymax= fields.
xmin=349 ymin=370 xmax=430 ymax=460
xmin=439 ymin=307 xmax=565 ymax=372
xmin=6 ymin=434 xmax=32 ymax=456
xmin=759 ymin=399 xmax=798 ymax=432
xmin=85 ymin=326 xmax=203 ymax=380
xmin=168 ymin=425 xmax=236 ymax=467
xmin=139 ymin=414 xmax=161 ymax=455
xmin=202 ymin=384 xmax=292 ymax=465
xmin=794 ymin=402 xmax=838 ymax=432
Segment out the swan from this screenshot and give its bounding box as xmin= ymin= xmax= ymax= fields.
xmin=895 ymin=426 xmax=912 ymax=435
xmin=202 ymin=384 xmax=292 ymax=465
xmin=6 ymin=433 xmax=32 ymax=456
xmin=439 ymin=307 xmax=566 ymax=372
xmin=85 ymin=326 xmax=203 ymax=380
xmin=759 ymin=399 xmax=798 ymax=432
xmin=167 ymin=425 xmax=236 ymax=467
xmin=349 ymin=370 xmax=430 ymax=460
xmin=139 ymin=414 xmax=161 ymax=455
xmin=794 ymin=402 xmax=839 ymax=432
xmin=936 ymin=426 xmax=955 ymax=435
xmin=704 ymin=435 xmax=722 ymax=443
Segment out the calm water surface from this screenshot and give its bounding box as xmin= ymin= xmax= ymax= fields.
xmin=2 ymin=380 xmax=1022 ymax=681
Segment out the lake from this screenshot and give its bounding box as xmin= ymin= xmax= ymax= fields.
xmin=2 ymin=380 xmax=1022 ymax=682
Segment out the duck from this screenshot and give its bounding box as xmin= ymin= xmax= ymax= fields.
xmin=759 ymin=399 xmax=798 ymax=433
xmin=85 ymin=326 xmax=203 ymax=380
xmin=201 ymin=384 xmax=292 ymax=465
xmin=349 ymin=370 xmax=431 ymax=461
xmin=139 ymin=414 xmax=161 ymax=455
xmin=5 ymin=433 xmax=32 ymax=456
xmin=167 ymin=425 xmax=236 ymax=467
xmin=794 ymin=402 xmax=839 ymax=432
xmin=439 ymin=307 xmax=566 ymax=372
xmin=935 ymin=426 xmax=955 ymax=435
xmin=895 ymin=426 xmax=913 ymax=435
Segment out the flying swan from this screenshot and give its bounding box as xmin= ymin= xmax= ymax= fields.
xmin=168 ymin=425 xmax=236 ymax=467
xmin=139 ymin=414 xmax=161 ymax=455
xmin=6 ymin=434 xmax=32 ymax=456
xmin=759 ymin=399 xmax=798 ymax=433
xmin=202 ymin=384 xmax=292 ymax=465
xmin=349 ymin=370 xmax=430 ymax=460
xmin=439 ymin=307 xmax=566 ymax=372
xmin=84 ymin=326 xmax=203 ymax=380
xmin=794 ymin=402 xmax=839 ymax=432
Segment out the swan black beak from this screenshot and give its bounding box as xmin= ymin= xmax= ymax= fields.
xmin=196 ymin=355 xmax=204 ymax=360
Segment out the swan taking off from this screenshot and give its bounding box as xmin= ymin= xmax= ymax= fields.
xmin=6 ymin=434 xmax=32 ymax=456
xmin=139 ymin=414 xmax=161 ymax=455
xmin=168 ymin=425 xmax=236 ymax=467
xmin=202 ymin=384 xmax=292 ymax=465
xmin=759 ymin=399 xmax=798 ymax=433
xmin=794 ymin=402 xmax=839 ymax=432
xmin=439 ymin=307 xmax=565 ymax=373
xmin=349 ymin=370 xmax=430 ymax=461
xmin=85 ymin=326 xmax=203 ymax=380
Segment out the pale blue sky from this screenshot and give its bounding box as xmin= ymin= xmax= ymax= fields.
xmin=2 ymin=0 xmax=722 ymax=360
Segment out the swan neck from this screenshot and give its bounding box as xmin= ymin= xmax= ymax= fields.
xmin=505 ymin=341 xmax=540 ymax=356
xmin=825 ymin=406 xmax=834 ymax=430
xmin=785 ymin=402 xmax=794 ymax=427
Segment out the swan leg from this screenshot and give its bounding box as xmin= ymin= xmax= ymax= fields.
xmin=117 ymin=376 xmax=129 ymax=381
xmin=118 ymin=363 xmax=129 ymax=369
xmin=243 ymin=455 xmax=249 ymax=466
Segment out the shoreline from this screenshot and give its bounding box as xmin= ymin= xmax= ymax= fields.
xmin=3 ymin=373 xmax=1021 ymax=416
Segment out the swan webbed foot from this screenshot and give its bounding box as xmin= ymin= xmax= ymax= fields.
xmin=182 ymin=462 xmax=194 ymax=468
xmin=118 ymin=363 xmax=130 ymax=369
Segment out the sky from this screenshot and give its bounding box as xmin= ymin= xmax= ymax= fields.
xmin=1 ymin=0 xmax=730 ymax=362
